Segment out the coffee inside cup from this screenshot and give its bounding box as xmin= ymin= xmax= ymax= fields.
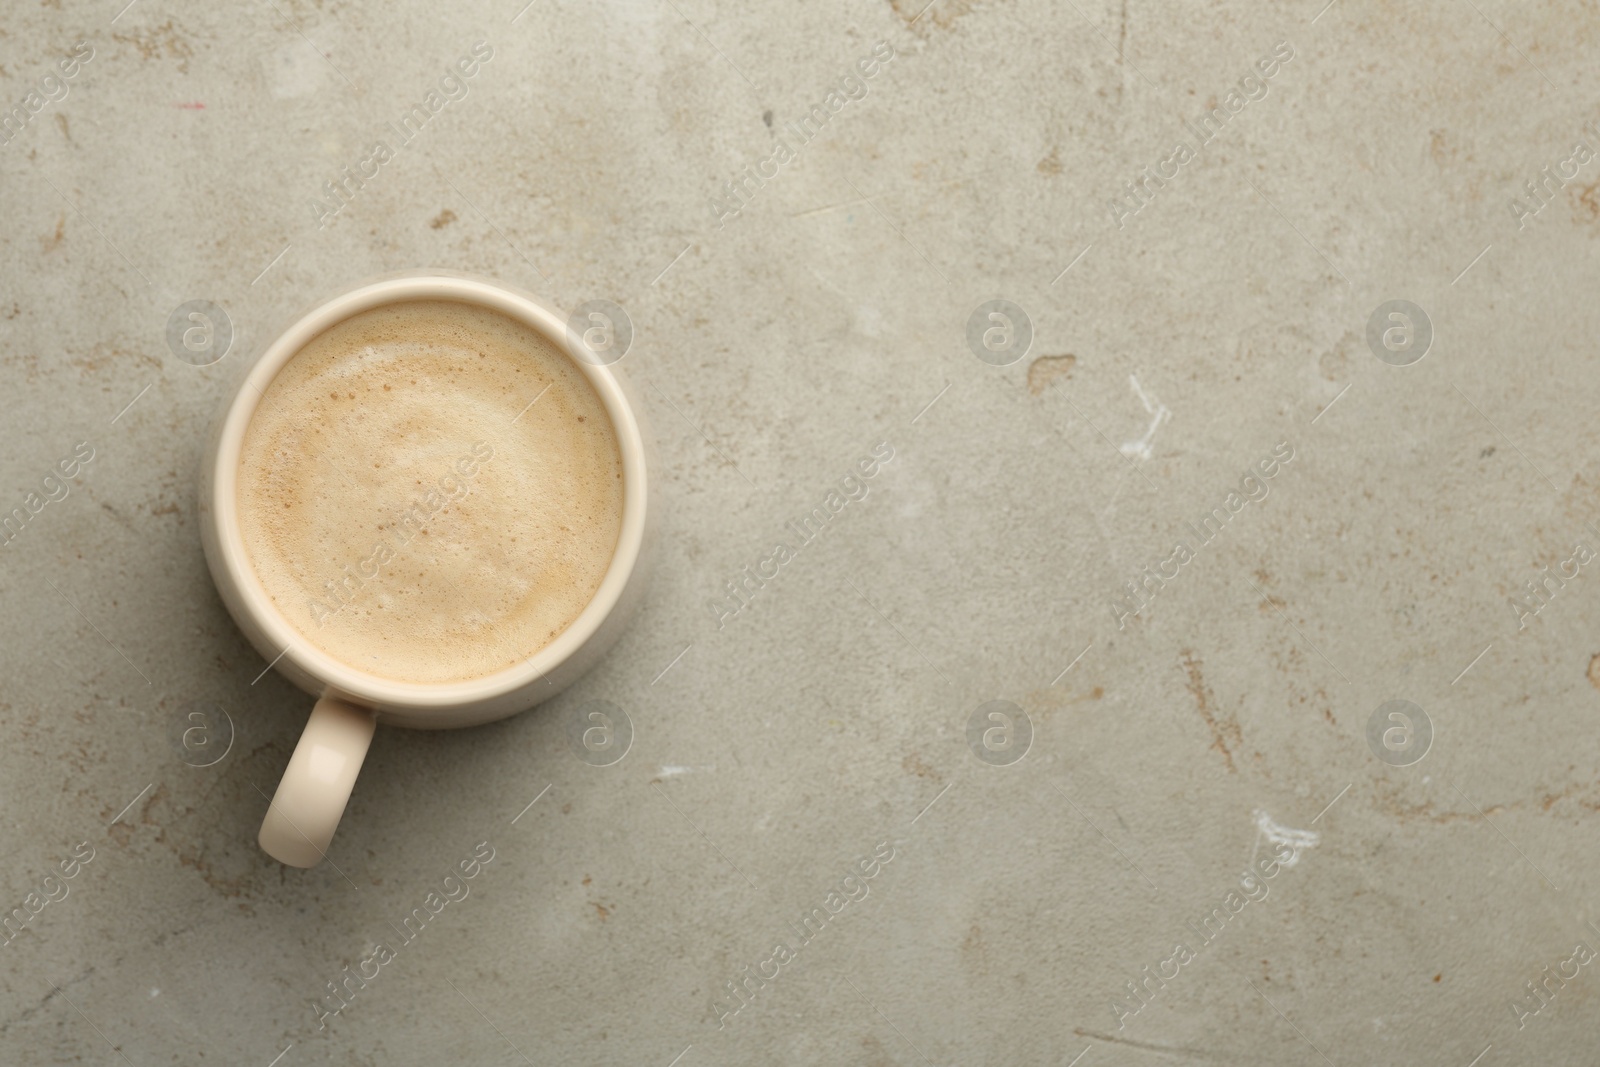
xmin=235 ymin=299 xmax=624 ymax=685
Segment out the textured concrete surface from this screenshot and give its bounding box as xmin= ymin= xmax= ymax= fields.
xmin=4 ymin=0 xmax=1600 ymax=1063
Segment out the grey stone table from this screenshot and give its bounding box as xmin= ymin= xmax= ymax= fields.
xmin=4 ymin=1 xmax=1599 ymax=1063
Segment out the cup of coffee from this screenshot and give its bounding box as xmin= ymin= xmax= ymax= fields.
xmin=198 ymin=272 xmax=652 ymax=867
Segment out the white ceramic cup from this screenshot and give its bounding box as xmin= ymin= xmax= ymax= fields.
xmin=198 ymin=272 xmax=652 ymax=868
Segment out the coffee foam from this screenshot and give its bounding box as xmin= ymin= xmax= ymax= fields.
xmin=236 ymin=299 xmax=624 ymax=685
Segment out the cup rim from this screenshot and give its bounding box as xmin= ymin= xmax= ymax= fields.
xmin=208 ymin=272 xmax=648 ymax=710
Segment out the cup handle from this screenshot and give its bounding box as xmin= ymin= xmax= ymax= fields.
xmin=259 ymin=696 xmax=376 ymax=868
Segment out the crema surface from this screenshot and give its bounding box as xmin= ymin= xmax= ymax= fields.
xmin=236 ymin=300 xmax=624 ymax=685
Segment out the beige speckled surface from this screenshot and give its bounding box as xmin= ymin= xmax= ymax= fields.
xmin=4 ymin=1 xmax=1600 ymax=1063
